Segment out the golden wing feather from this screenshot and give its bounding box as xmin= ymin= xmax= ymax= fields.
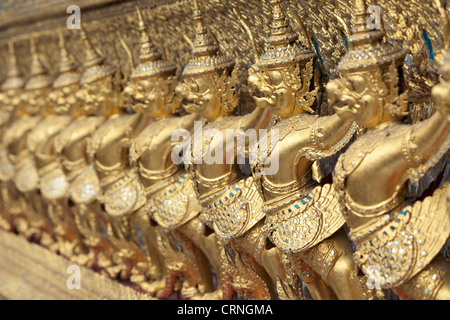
xmin=352 ymin=181 xmax=450 ymax=288
xmin=268 ymin=183 xmax=345 ymax=253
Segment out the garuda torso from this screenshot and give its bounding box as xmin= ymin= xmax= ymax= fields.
xmin=87 ymin=112 xmax=150 ymax=216
xmin=54 ymin=115 xmax=106 ymax=204
xmin=333 ymin=122 xmax=450 ymax=290
xmin=4 ymin=114 xmax=44 ymax=193
xmin=189 ymin=109 xmax=271 ymax=241
xmin=130 ymin=113 xmax=200 ymax=230
xmin=254 ymin=113 xmax=358 ymax=253
xmin=27 ymin=114 xmax=73 ymax=199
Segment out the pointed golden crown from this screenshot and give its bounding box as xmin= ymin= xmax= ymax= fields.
xmin=53 ymin=31 xmax=80 ymax=89
xmin=182 ymin=0 xmax=235 ymax=78
xmin=337 ymin=0 xmax=405 ymax=74
xmin=1 ymin=41 xmax=25 ymax=91
xmin=79 ymin=27 xmax=115 ymax=85
xmin=24 ymin=36 xmax=52 ymax=91
xmin=130 ymin=7 xmax=177 ymax=79
xmin=258 ymin=0 xmax=315 ymax=68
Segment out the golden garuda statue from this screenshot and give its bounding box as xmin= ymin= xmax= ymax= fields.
xmin=0 ymin=0 xmax=447 ymax=301
xmin=331 ymin=0 xmax=450 ymax=300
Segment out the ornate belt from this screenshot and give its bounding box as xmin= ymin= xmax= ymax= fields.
xmin=94 ymin=160 xmax=124 ymax=189
xmin=145 ymin=171 xmax=201 ymax=230
xmin=39 ymin=162 xmax=69 ymax=200
xmin=264 ymin=183 xmax=345 ymax=253
xmin=13 ymin=152 xmax=39 ymax=193
xmin=102 ymin=168 xmax=146 ymax=217
xmin=198 ymin=176 xmax=265 ymax=240
xmin=62 ymin=158 xmax=87 ymax=180
xmin=349 ymin=181 xmax=450 ymax=289
xmin=69 ymin=165 xmax=101 ymax=205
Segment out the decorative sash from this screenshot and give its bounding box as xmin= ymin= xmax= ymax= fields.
xmin=146 ymin=172 xmax=201 ymax=230
xmin=13 ymin=154 xmax=39 ymax=193
xmin=199 ymin=176 xmax=265 ymax=240
xmin=69 ymin=165 xmax=101 ymax=205
xmin=39 ymin=162 xmax=69 ymax=200
xmin=103 ymin=169 xmax=146 ymax=217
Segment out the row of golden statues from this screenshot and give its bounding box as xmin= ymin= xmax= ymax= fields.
xmin=0 ymin=0 xmax=448 ymax=300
